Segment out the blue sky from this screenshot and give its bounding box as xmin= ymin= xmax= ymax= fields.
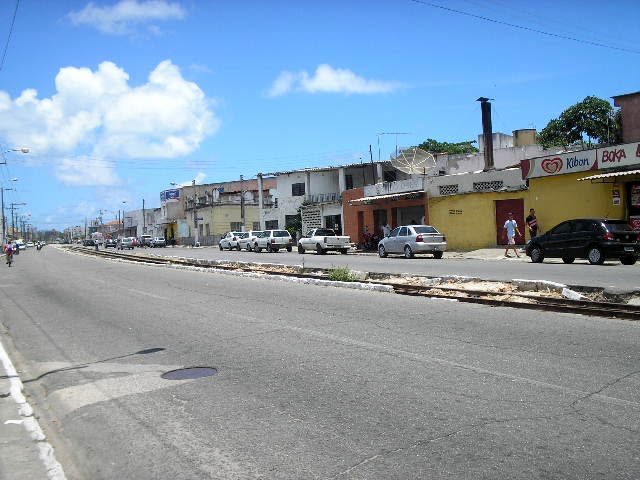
xmin=0 ymin=0 xmax=638 ymax=230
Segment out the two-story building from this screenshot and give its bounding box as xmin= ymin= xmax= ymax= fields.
xmin=258 ymin=160 xmax=404 ymax=236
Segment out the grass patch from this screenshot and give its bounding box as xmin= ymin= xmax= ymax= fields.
xmin=329 ymin=267 xmax=356 ymax=282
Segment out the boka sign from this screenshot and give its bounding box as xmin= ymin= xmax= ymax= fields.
xmin=520 ymin=141 xmax=640 ymax=179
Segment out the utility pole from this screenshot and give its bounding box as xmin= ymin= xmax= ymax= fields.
xmin=192 ymin=179 xmax=199 ymax=247
xmin=0 ymin=187 xmax=14 ymax=243
xmin=142 ymin=198 xmax=146 ymax=234
xmin=240 ymin=175 xmax=245 ymax=230
xmin=9 ymin=202 xmax=25 ymax=240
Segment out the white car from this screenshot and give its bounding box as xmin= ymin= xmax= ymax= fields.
xmin=378 ymin=225 xmax=447 ymax=259
xmin=219 ymin=231 xmax=247 ymax=251
xmin=253 ymin=230 xmax=293 ymax=252
xmin=26 ymin=242 xmax=35 ymax=248
xmin=238 ymin=231 xmax=265 ymax=251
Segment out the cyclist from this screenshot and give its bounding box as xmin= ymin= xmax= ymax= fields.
xmin=4 ymin=241 xmax=14 ymax=267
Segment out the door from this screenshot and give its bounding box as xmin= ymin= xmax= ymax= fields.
xmin=544 ymin=221 xmax=573 ymax=257
xmin=495 ymin=199 xmax=525 ymax=245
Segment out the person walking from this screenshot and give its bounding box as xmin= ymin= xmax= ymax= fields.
xmin=4 ymin=241 xmax=14 ymax=266
xmin=382 ymin=222 xmax=391 ymax=238
xmin=526 ymin=208 xmax=540 ymax=239
xmin=503 ymin=213 xmax=522 ymax=258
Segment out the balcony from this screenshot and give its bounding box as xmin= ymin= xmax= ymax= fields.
xmin=363 ymin=177 xmax=425 ymax=198
xmin=303 ymin=193 xmax=342 ymax=204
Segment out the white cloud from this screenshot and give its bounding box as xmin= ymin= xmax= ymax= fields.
xmin=55 ymin=156 xmax=120 ymax=186
xmin=176 ymin=172 xmax=206 ymax=186
xmin=267 ymin=64 xmax=403 ymax=97
xmin=69 ymin=0 xmax=186 ymax=35
xmin=0 ymin=59 xmax=219 ymax=186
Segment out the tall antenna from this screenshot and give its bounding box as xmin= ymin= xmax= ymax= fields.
xmin=377 ymin=132 xmax=411 ymax=161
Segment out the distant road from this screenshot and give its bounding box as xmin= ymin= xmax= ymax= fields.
xmin=1 ymin=247 xmax=638 ymax=479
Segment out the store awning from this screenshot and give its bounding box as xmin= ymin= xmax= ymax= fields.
xmin=350 ymin=190 xmax=424 ymax=204
xmin=578 ymin=169 xmax=640 ymax=181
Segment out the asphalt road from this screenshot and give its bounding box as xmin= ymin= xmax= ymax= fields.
xmin=135 ymin=245 xmax=639 ymax=292
xmin=1 ymin=247 xmax=639 ymax=479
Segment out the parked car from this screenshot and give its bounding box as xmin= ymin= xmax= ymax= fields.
xmin=82 ymin=239 xmax=95 ymax=246
xmin=150 ymin=237 xmax=167 ymax=247
xmin=104 ymin=239 xmax=117 ymax=248
xmin=26 ymin=242 xmax=35 ymax=248
xmin=378 ymin=225 xmax=447 ymax=259
xmin=119 ymin=237 xmax=135 ymax=250
xmin=253 ymin=230 xmax=293 ymax=252
xmin=526 ymin=218 xmax=639 ymax=265
xmin=219 ymin=231 xmax=246 ymax=250
xmin=140 ymin=234 xmax=153 ymax=247
xmin=238 ymin=231 xmax=265 ymax=251
xmin=298 ymin=228 xmax=351 ymax=254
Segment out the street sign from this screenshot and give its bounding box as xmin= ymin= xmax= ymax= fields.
xmin=196 ymin=218 xmax=204 ymax=221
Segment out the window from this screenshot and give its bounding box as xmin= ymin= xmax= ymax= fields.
xmin=439 ymin=184 xmax=459 ymax=196
xmin=383 ymin=171 xmax=396 ymax=182
xmin=473 ymin=181 xmax=504 ymax=191
xmin=345 ymin=174 xmax=354 ymax=190
xmin=285 ymin=215 xmax=298 ymax=227
xmin=252 ymin=222 xmax=260 ymax=230
xmin=205 ymin=223 xmax=210 ymax=236
xmin=399 ymin=227 xmax=408 ymax=236
xmin=389 ymin=227 xmax=400 ymax=237
xmin=292 ymin=182 xmax=305 ymax=196
xmin=551 ymin=222 xmax=571 ymax=235
xmin=414 ymin=226 xmax=437 ymax=234
xmin=265 ymin=220 xmax=278 ymax=230
xmin=230 ymin=222 xmax=243 ymax=231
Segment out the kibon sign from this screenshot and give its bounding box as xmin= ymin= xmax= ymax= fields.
xmin=521 ymin=142 xmax=640 ymax=179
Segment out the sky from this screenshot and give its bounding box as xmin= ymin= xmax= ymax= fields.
xmin=0 ymin=0 xmax=638 ymax=231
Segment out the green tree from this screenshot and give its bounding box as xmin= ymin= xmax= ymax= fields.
xmin=538 ymin=96 xmax=621 ymax=148
xmin=416 ymin=138 xmax=479 ymax=155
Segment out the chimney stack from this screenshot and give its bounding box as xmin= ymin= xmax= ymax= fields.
xmin=477 ymin=97 xmax=494 ymax=171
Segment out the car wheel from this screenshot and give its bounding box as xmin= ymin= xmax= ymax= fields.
xmin=286 ymin=246 xmax=292 ymax=252
xmin=254 ymin=244 xmax=261 ymax=253
xmin=562 ymin=256 xmax=575 ymax=264
xmin=236 ymin=245 xmax=242 ymax=251
xmin=530 ymin=246 xmax=544 ymax=263
xmin=246 ymin=244 xmax=252 ymax=251
xmin=587 ymin=246 xmax=605 ymax=265
xmin=433 ymin=251 xmax=443 ymax=259
xmin=219 ymin=244 xmax=223 ymax=251
xmin=266 ymin=244 xmax=273 ymax=253
xmin=620 ymin=256 xmax=637 ymax=265
xmin=297 ymin=245 xmax=305 ymax=254
xmin=340 ymin=249 xmax=348 ymax=255
xmin=404 ymin=245 xmax=414 ymax=259
xmin=315 ymin=243 xmax=325 ymax=255
xmin=378 ymin=244 xmax=387 ymax=258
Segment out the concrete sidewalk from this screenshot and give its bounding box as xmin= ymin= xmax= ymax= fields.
xmin=446 ymin=247 xmax=529 ymax=261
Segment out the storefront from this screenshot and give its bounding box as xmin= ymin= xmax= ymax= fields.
xmin=521 ymin=141 xmax=640 ymax=230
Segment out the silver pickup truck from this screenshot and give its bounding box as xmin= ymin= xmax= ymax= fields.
xmin=298 ymin=228 xmax=351 ymax=254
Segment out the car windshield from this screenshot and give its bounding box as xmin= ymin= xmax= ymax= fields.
xmin=273 ymin=231 xmax=290 ymax=237
xmin=413 ymin=226 xmax=438 ymax=234
xmin=238 ymin=233 xmax=249 ymax=238
xmin=605 ymin=222 xmax=634 ymax=232
xmin=255 ymin=231 xmax=268 ymax=238
xmin=314 ymin=229 xmax=335 ymax=236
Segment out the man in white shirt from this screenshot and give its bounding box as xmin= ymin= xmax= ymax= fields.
xmin=503 ymin=213 xmax=522 ymax=258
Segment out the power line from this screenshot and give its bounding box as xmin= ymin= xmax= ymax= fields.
xmin=410 ymin=0 xmax=640 ymax=55
xmin=0 ymin=0 xmax=20 ymax=71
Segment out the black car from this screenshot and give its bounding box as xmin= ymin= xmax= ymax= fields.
xmin=526 ymin=218 xmax=639 ymax=265
xmin=82 ymin=239 xmax=95 ymax=246
xmin=104 ymin=239 xmax=117 ymax=248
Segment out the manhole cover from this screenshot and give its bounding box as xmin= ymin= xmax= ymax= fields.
xmin=161 ymin=367 xmax=218 ymax=380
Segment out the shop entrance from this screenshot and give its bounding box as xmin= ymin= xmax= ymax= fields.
xmin=495 ymin=199 xmax=525 ymax=245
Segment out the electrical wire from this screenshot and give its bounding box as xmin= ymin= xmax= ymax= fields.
xmin=0 ymin=0 xmax=20 ymax=72
xmin=410 ymin=0 xmax=640 ymax=55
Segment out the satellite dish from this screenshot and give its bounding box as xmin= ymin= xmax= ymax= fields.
xmin=390 ymin=147 xmax=437 ymax=175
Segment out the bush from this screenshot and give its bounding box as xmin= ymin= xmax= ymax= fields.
xmin=329 ymin=267 xmax=356 ymax=282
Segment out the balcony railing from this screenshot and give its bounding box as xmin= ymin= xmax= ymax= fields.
xmin=363 ymin=177 xmax=425 ymax=198
xmin=303 ymin=193 xmax=342 ymax=204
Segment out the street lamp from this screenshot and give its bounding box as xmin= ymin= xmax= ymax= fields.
xmin=1 ymin=147 xmax=29 ymax=165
